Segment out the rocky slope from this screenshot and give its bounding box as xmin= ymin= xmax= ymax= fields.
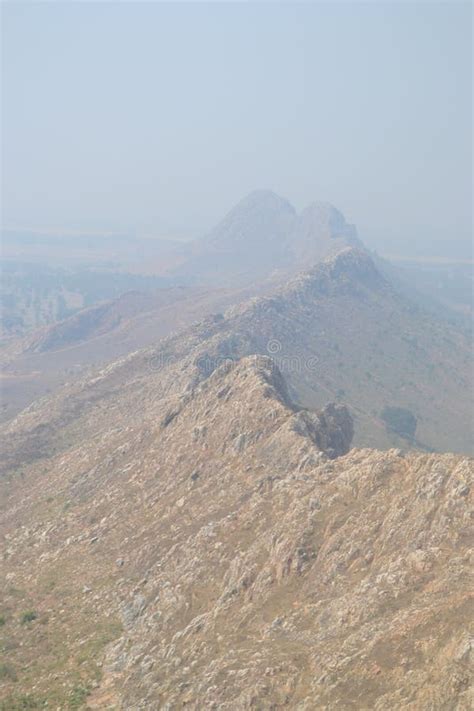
xmin=189 ymin=248 xmax=471 ymax=453
xmin=19 ymin=289 xmax=200 ymax=355
xmin=3 ymin=193 xmax=470 ymax=455
xmin=0 ymin=355 xmax=472 ymax=710
xmin=1 ymin=248 xmax=471 ymax=458
xmin=0 ymin=282 xmax=269 ymax=424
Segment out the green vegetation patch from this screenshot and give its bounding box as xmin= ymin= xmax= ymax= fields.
xmin=0 ymin=662 xmax=18 ymax=682
xmin=0 ymin=694 xmax=47 ymax=710
xmin=20 ymin=611 xmax=38 ymax=625
xmin=68 ymin=684 xmax=91 ymax=709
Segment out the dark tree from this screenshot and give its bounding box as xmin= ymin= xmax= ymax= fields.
xmin=381 ymin=406 xmax=417 ymax=441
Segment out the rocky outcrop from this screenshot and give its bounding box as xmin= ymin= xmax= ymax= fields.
xmin=289 ymin=402 xmax=354 ymax=459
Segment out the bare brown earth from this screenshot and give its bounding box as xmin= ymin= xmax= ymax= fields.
xmin=0 ymin=354 xmax=472 ymax=709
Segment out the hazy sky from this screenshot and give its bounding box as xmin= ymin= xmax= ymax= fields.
xmin=2 ymin=1 xmax=472 ymax=258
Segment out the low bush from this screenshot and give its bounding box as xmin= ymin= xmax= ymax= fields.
xmin=381 ymin=406 xmax=417 ymax=441
xmin=20 ymin=611 xmax=38 ymax=625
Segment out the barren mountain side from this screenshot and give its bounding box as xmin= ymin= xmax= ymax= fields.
xmin=0 ymin=356 xmax=472 ymax=710
xmin=8 ymin=285 xmax=253 ymax=360
xmin=0 ymin=281 xmax=269 ymax=424
xmin=19 ymin=288 xmax=202 ymax=355
xmin=1 ymin=249 xmax=471 ymax=460
xmin=207 ymin=249 xmax=471 ymax=453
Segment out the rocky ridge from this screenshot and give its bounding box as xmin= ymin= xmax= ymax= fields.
xmin=1 ymin=248 xmax=471 ymax=460
xmin=0 ymin=355 xmax=472 ymax=709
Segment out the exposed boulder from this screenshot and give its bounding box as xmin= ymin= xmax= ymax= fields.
xmin=290 ymin=403 xmax=354 ymax=459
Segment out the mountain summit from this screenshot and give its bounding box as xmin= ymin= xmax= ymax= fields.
xmin=172 ymin=191 xmax=363 ymax=285
xmin=203 ymin=189 xmax=297 ymax=251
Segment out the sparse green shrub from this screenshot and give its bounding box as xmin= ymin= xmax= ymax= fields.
xmin=20 ymin=610 xmax=38 ymax=625
xmin=381 ymin=406 xmax=417 ymax=441
xmin=0 ymin=694 xmax=44 ymax=710
xmin=0 ymin=614 xmax=6 ymax=626
xmin=0 ymin=662 xmax=17 ymax=681
xmin=69 ymin=684 xmax=91 ymax=709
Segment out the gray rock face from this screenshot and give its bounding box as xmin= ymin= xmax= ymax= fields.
xmin=290 ymin=403 xmax=354 ymax=459
xmin=121 ymin=594 xmax=147 ymax=630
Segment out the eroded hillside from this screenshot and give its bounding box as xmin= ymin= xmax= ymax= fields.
xmin=2 ymin=248 xmax=471 ymax=459
xmin=0 ymin=355 xmax=472 ymax=710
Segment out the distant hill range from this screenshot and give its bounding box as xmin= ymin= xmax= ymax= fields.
xmin=1 ymin=191 xmax=469 ymax=341
xmin=0 ymin=191 xmax=471 ymax=453
xmin=0 ymin=283 xmax=263 ymax=421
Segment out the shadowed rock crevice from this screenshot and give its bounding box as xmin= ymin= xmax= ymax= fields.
xmin=289 ymin=403 xmax=354 ymax=459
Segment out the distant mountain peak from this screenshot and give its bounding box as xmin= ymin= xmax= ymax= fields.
xmin=175 ymin=190 xmax=365 ymax=285
xmin=200 ymin=189 xmax=297 ymax=255
xmin=233 ymin=189 xmax=296 ymax=214
xmin=300 ymin=200 xmax=349 ymax=228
